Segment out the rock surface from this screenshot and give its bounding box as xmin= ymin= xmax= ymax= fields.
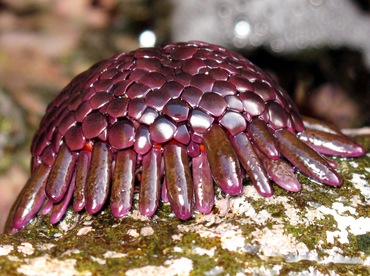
xmin=0 ymin=135 xmax=369 ymax=276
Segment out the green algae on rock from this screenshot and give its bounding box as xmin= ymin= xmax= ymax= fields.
xmin=0 ymin=139 xmax=369 ymax=275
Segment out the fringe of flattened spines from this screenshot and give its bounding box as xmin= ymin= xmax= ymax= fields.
xmin=5 ymin=114 xmax=364 ymax=234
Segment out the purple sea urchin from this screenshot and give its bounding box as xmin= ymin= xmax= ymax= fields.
xmin=5 ymin=41 xmax=365 ymax=234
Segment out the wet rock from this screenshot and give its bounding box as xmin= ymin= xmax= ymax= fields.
xmin=0 ymin=135 xmax=369 ymax=275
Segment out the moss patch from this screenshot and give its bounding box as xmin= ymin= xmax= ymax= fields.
xmin=0 ymin=136 xmax=369 ymax=275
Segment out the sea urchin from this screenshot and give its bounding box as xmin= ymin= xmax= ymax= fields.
xmin=5 ymin=41 xmax=365 ymax=234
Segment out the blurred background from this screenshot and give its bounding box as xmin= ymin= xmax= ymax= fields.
xmin=0 ymin=0 xmax=369 ymax=233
